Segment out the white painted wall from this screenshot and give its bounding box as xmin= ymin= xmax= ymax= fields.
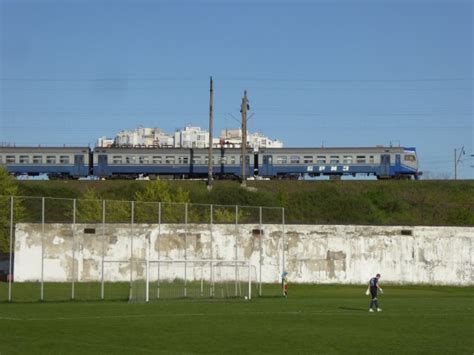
xmin=14 ymin=223 xmax=473 ymax=285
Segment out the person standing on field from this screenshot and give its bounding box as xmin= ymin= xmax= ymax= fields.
xmin=282 ymin=272 xmax=288 ymax=297
xmin=367 ymin=273 xmax=383 ymax=312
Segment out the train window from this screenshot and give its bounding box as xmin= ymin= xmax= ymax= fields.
xmin=46 ymin=156 xmax=56 ymax=164
xmin=60 ymin=156 xmax=70 ymax=164
xmin=192 ymin=157 xmax=201 ymax=164
xmin=125 ymin=156 xmax=136 ymax=164
xmin=219 ymin=157 xmax=227 ymax=164
xmin=165 ymin=156 xmax=175 ymax=164
xmin=276 ymin=156 xmax=287 ymax=164
xmin=343 ymin=155 xmax=353 ymax=164
xmin=404 ymin=154 xmax=416 ymax=162
xmin=33 ymin=156 xmax=43 ymax=164
xmin=290 ymin=156 xmax=300 ymax=164
xmin=19 ymin=155 xmax=30 ymax=164
xmin=178 ymin=156 xmax=189 ymax=164
xmin=113 ymin=156 xmax=122 ymax=164
xmin=230 ymin=156 xmax=236 ymax=164
xmin=330 ymin=156 xmax=339 ymax=164
xmin=139 ymin=156 xmax=149 ymax=164
xmin=303 ymin=156 xmax=313 ymax=164
xmin=152 ymin=156 xmax=162 ymax=164
xmin=369 ymin=155 xmax=375 ymax=163
xmin=316 ymin=156 xmax=326 ymax=164
xmin=356 ymin=155 xmax=366 ymax=163
xmin=6 ymin=156 xmax=15 ymax=163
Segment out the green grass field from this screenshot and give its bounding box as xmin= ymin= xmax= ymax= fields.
xmin=0 ymin=284 xmax=472 ymax=354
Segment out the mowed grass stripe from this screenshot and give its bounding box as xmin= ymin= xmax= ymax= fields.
xmin=0 ymin=308 xmax=471 ymax=322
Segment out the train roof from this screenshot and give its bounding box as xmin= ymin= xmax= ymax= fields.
xmin=260 ymin=146 xmax=415 ymax=153
xmin=93 ymin=146 xmax=416 ymax=154
xmin=0 ymin=147 xmax=90 ymax=153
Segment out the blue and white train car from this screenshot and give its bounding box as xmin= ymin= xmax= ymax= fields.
xmin=0 ymin=147 xmax=90 ymax=179
xmin=257 ymin=146 xmax=420 ymax=179
xmin=93 ymin=147 xmax=253 ymax=179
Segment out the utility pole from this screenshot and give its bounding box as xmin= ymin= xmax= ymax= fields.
xmin=454 ymin=149 xmax=457 ymax=180
xmin=207 ymin=76 xmax=214 ymax=189
xmin=240 ymin=90 xmax=248 ymax=186
xmin=454 ymin=146 xmax=465 ymax=180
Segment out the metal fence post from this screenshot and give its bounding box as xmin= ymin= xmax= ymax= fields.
xmin=200 ymin=262 xmax=204 ymax=297
xmin=156 ymin=202 xmax=161 ymax=298
xmin=248 ymin=261 xmax=251 ymax=300
xmin=235 ymin=205 xmax=238 ymax=297
xmin=129 ymin=201 xmax=134 ymax=301
xmin=71 ymin=199 xmax=76 ymax=300
xmin=259 ymin=206 xmax=262 ymax=297
xmin=8 ymin=196 xmax=14 ymax=302
xmin=40 ymin=197 xmax=45 ymax=301
xmin=184 ymin=203 xmax=188 ymax=298
xmin=282 ymin=207 xmax=286 ymax=277
xmin=210 ymin=204 xmax=214 ymax=297
xmin=157 ymin=202 xmax=161 ymax=299
xmin=101 ymin=200 xmax=106 ymax=300
xmin=146 ymin=223 xmax=150 ymax=303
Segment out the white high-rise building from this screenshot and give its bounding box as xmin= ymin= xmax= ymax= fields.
xmin=114 ymin=126 xmax=173 ymax=147
xmin=174 ymin=126 xmax=209 ymax=148
xmin=248 ymin=132 xmax=283 ymax=149
xmin=218 ymin=129 xmax=283 ymax=149
xmin=96 ymin=136 xmax=115 ymax=148
xmin=153 ymin=128 xmax=174 ymax=147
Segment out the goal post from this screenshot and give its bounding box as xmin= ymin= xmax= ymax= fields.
xmin=128 ymin=259 xmax=256 ymax=302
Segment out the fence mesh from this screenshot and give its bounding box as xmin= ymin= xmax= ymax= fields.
xmin=0 ymin=195 xmax=285 ymax=302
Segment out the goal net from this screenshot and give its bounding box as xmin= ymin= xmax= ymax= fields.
xmin=128 ymin=259 xmax=257 ymax=302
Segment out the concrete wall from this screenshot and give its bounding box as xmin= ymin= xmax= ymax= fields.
xmin=14 ymin=223 xmax=474 ymax=285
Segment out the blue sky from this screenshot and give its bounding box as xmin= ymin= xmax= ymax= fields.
xmin=1 ymin=0 xmax=472 ymax=178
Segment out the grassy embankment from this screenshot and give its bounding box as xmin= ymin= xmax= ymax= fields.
xmin=16 ymin=180 xmax=474 ymax=226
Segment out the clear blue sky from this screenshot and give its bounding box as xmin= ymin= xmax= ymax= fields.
xmin=1 ymin=0 xmax=472 ymax=179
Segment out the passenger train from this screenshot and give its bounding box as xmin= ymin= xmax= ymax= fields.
xmin=0 ymin=146 xmax=421 ymax=180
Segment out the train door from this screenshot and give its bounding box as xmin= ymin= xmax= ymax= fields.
xmin=261 ymin=155 xmax=273 ymax=177
xmin=96 ymin=154 xmax=108 ymax=177
xmin=73 ymin=154 xmax=85 ymax=177
xmin=394 ymin=154 xmax=401 ymax=177
xmin=253 ymin=153 xmax=259 ymax=176
xmin=395 ymin=154 xmax=401 ymax=166
xmin=380 ymin=154 xmax=390 ymax=177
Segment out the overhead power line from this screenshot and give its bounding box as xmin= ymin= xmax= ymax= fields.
xmin=3 ymin=86 xmax=472 ymax=93
xmin=1 ymin=76 xmax=472 ymax=83
xmin=221 ymin=77 xmax=474 ymax=83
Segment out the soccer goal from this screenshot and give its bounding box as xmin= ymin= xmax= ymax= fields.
xmin=127 ymin=259 xmax=257 ymax=302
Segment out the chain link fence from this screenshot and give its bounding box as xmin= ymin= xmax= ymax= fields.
xmin=0 ymin=195 xmax=286 ymax=302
